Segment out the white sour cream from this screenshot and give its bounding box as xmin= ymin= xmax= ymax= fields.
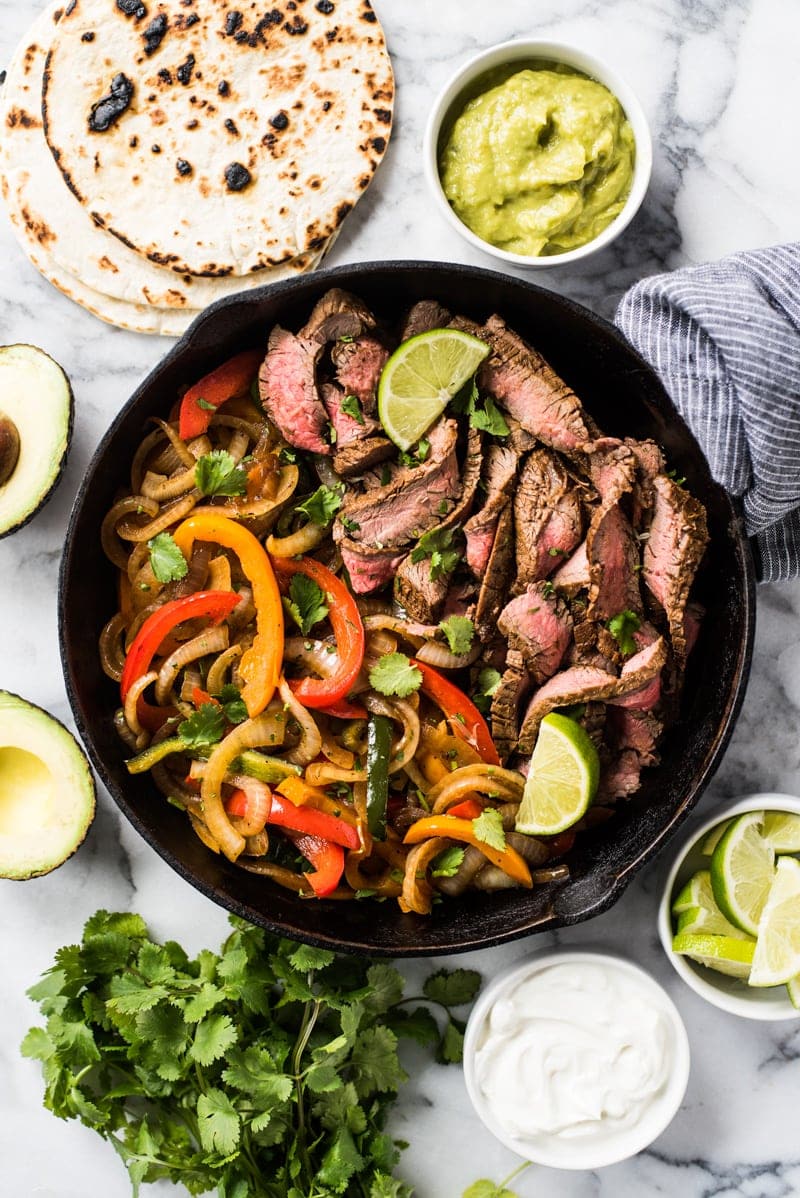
xmin=468 ymin=955 xmax=689 ymax=1169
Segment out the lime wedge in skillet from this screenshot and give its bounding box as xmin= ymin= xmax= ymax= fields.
xmin=515 ymin=713 xmax=599 ymax=837
xmin=377 ymin=328 xmax=490 ymax=451
xmin=710 ymin=812 xmax=775 ymax=937
xmin=671 ymin=932 xmax=756 ymax=979
xmin=749 ymin=856 xmax=800 ymax=987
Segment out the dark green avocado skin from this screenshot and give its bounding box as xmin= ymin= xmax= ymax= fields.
xmin=0 ymin=688 xmax=96 ymax=880
xmin=0 ymin=344 xmax=74 ymax=541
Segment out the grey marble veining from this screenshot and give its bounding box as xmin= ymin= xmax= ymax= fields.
xmin=2 ymin=0 xmax=800 ymax=1195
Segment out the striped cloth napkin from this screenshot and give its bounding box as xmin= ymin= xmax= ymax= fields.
xmin=616 ymin=245 xmax=800 ymax=582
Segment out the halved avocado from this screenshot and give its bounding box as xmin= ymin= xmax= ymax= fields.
xmin=0 ymin=690 xmax=95 ymax=879
xmin=0 ymin=344 xmax=73 ymax=539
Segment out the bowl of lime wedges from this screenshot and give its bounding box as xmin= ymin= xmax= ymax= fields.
xmin=658 ymin=794 xmax=800 ymax=1020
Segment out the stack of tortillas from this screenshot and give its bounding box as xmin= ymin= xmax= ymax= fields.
xmin=0 ymin=0 xmax=393 ymax=335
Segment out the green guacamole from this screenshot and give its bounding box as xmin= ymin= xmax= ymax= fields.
xmin=440 ymin=66 xmax=636 ymax=257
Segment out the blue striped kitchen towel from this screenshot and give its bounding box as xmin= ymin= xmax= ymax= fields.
xmin=616 ymin=244 xmax=800 ymax=582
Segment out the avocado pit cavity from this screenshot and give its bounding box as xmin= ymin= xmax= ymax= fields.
xmin=0 ymin=413 xmax=20 ymax=487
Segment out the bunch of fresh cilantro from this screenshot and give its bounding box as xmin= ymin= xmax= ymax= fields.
xmin=21 ymin=911 xmax=481 ymax=1198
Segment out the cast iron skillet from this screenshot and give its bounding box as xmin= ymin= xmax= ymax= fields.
xmin=59 ymin=261 xmax=755 ymax=956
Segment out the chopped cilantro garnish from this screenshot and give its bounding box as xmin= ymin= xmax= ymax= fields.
xmin=430 ymin=846 xmax=466 ymax=879
xmin=340 ymin=394 xmax=365 ymax=425
xmin=369 ymin=652 xmax=422 ymax=698
xmin=148 ymin=532 xmax=188 ymax=584
xmin=178 ymin=703 xmax=225 ymax=749
xmin=196 ymin=397 xmax=216 ymax=412
xmin=438 ymin=615 xmax=475 ymax=656
xmin=410 ymin=526 xmax=461 ymax=582
xmin=214 ymin=683 xmax=248 ymax=725
xmin=606 ymin=609 xmax=641 ymax=657
xmin=472 ymin=808 xmax=506 ymax=851
xmin=472 ymin=667 xmax=502 ymax=714
xmin=195 ymin=449 xmax=248 ymax=497
xmin=296 ymin=483 xmax=344 ymax=527
xmin=283 ymin=574 xmax=329 ymax=636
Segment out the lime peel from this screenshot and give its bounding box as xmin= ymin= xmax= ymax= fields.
xmin=515 ymin=712 xmax=599 ymax=837
xmin=671 ymin=932 xmax=755 ymax=979
xmin=710 ymin=812 xmax=775 ymax=937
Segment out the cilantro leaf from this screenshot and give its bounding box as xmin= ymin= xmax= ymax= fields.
xmin=178 ymin=703 xmax=225 ymax=749
xmin=384 ymin=1006 xmax=440 ymax=1049
xmin=606 ymin=608 xmax=641 ymax=657
xmin=214 ymin=683 xmax=248 ymax=725
xmin=297 ymin=484 xmax=344 ymax=527
xmin=197 ymin=1088 xmax=241 ymax=1156
xmin=368 ymin=652 xmax=422 ymax=699
xmin=317 ymin=1126 xmax=365 ymax=1192
xmin=462 ymin=1182 xmax=522 ymax=1198
xmin=410 ymin=526 xmax=461 ymax=581
xmin=472 ymin=808 xmax=506 ymax=851
xmin=147 ymin=532 xmax=188 ymax=583
xmin=430 ymin=845 xmax=465 ymax=878
xmin=472 ymin=667 xmax=502 ymax=714
xmin=438 ymin=615 xmax=474 ymax=656
xmin=350 ymin=1026 xmax=405 ymax=1098
xmin=423 ymin=968 xmax=482 ymax=1008
xmin=438 ymin=1017 xmax=466 ymax=1064
xmin=340 ymin=394 xmax=365 ymax=425
xmin=469 ymin=395 xmax=509 ymax=437
xmin=190 ymin=1013 xmax=238 ymax=1065
xmin=283 ymin=574 xmax=329 ymax=636
xmin=195 ymin=449 xmax=248 ymax=497
xmin=288 ymin=944 xmax=335 ymax=972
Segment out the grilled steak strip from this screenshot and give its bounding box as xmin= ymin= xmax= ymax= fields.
xmin=642 ymin=475 xmax=709 ymax=668
xmin=339 ymin=539 xmax=407 ymax=595
xmin=513 ymin=449 xmax=583 ymax=589
xmin=474 ymin=502 xmax=515 ymax=642
xmin=299 ymin=288 xmax=376 ymax=342
xmin=498 ymin=583 xmax=573 ymax=684
xmin=490 ymin=648 xmax=530 ymax=763
xmin=331 ymin=335 xmax=389 ymax=415
xmin=552 ymin=539 xmax=590 ymax=596
xmin=586 ymin=503 xmax=642 ymax=621
xmin=258 ymin=326 xmax=329 ymax=455
xmin=400 ymin=299 xmax=452 ymax=341
xmin=585 ymin=437 xmax=638 ymax=517
xmin=517 ymin=636 xmax=667 ymax=754
xmin=464 ymin=444 xmax=519 ymax=576
xmin=336 ymin=418 xmax=460 ymax=548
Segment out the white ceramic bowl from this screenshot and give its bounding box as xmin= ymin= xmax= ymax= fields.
xmin=658 ymin=793 xmax=800 ymax=1021
xmin=423 ymin=40 xmax=653 ymax=269
xmin=462 ymin=949 xmax=690 ymax=1169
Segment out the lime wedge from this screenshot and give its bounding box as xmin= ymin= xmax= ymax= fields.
xmin=749 ymin=856 xmax=800 ymax=987
xmin=672 ymin=869 xmax=716 ymax=916
xmin=787 ymin=974 xmax=800 ymax=1008
xmin=710 ymin=812 xmax=775 ymax=937
xmin=377 ymin=328 xmax=490 ymax=451
xmin=677 ymin=905 xmax=753 ymax=941
xmin=515 ymin=713 xmax=599 ymax=837
xmin=700 ymin=818 xmax=732 ymax=855
xmin=763 ymin=811 xmax=800 ymax=853
xmin=672 ymin=932 xmax=756 ymax=979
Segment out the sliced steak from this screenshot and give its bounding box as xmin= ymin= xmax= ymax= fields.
xmin=474 ymin=502 xmax=515 ymax=642
xmin=504 ymin=414 xmax=538 ymax=455
xmin=333 ymin=435 xmax=395 ymax=480
xmin=299 ymin=288 xmax=376 ymax=342
xmin=336 ymin=418 xmax=460 ymax=548
xmin=459 ymin=314 xmax=589 ymax=453
xmin=596 ymin=749 xmax=642 ymax=802
xmin=579 ymin=701 xmax=607 ymax=748
xmin=259 ymin=326 xmax=329 ymax=455
xmin=498 ymin=583 xmax=573 ymax=684
xmin=609 ymin=708 xmax=662 ymax=766
xmin=514 ymin=449 xmax=583 ymax=588
xmin=340 ymin=539 xmax=407 ymax=595
xmin=684 ymin=600 xmax=704 ymax=658
xmin=626 ymin=438 xmax=664 ymax=526
xmin=322 ymin=382 xmax=380 ymax=449
xmin=552 ymin=540 xmax=590 ymax=596
xmin=490 ymin=648 xmax=530 ymax=763
xmin=331 ymin=335 xmax=389 ymax=414
xmin=517 ymin=636 xmax=667 ymax=754
xmin=400 ymin=299 xmax=451 ymax=341
xmin=586 ymin=437 xmax=638 ymax=515
xmin=642 ymin=476 xmax=709 ymax=667
xmin=394 ymin=429 xmax=484 ymax=622
xmin=464 ymin=444 xmax=519 ymax=576
xmin=587 ymin=503 xmax=642 ymax=621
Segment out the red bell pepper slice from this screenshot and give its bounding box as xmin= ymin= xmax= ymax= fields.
xmin=120 ymin=591 xmax=240 ymax=728
xmin=286 ymin=831 xmax=345 ymax=897
xmin=224 ymin=788 xmax=249 ymax=819
xmin=266 ymin=793 xmax=359 ymax=849
xmin=411 ymin=659 xmax=501 ymax=766
xmin=316 ymin=698 xmax=368 ymax=720
xmin=178 ymin=349 xmax=263 ymax=441
xmin=271 ymin=556 xmax=365 ymax=709
xmin=447 ymin=798 xmax=484 ymax=821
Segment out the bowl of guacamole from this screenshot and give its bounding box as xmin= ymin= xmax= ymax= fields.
xmin=424 ymin=41 xmax=652 ymax=267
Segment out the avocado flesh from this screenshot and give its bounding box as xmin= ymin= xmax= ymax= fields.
xmin=0 ymin=344 xmax=73 ymax=539
xmin=0 ymin=690 xmax=95 ymax=879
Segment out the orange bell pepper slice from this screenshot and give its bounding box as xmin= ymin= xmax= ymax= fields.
xmin=403 ymin=814 xmax=532 ymax=887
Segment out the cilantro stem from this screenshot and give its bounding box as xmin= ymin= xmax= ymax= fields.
xmin=289 ymin=987 xmax=323 ymax=1187
xmin=500 ymin=1161 xmax=531 ymax=1188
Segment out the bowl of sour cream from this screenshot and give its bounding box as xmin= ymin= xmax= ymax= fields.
xmin=423 ymin=40 xmax=652 ymax=268
xmin=463 ymin=950 xmax=690 ymax=1169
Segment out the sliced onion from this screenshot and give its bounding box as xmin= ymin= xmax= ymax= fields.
xmin=100 ymin=612 xmax=128 ymax=682
xmin=123 ymin=670 xmax=158 ymax=740
xmin=284 ymin=637 xmax=340 ymax=680
xmin=267 ymin=521 xmax=327 ymax=558
xmin=363 ymin=614 xmax=434 ymax=647
xmin=206 ymin=644 xmax=243 ymax=694
xmin=131 ymin=425 xmax=174 ymax=492
xmin=415 ymin=640 xmax=481 ymax=670
xmin=429 ymin=764 xmax=524 ymax=815
xmin=278 ymin=676 xmax=322 ymax=766
xmin=141 ymin=464 xmax=198 ymax=502
xmin=320 ymin=731 xmax=355 ymax=769
xmin=102 ymin=496 xmax=159 ymax=568
xmin=207 ymin=554 xmax=232 ymax=592
xmin=117 ymin=491 xmax=200 ymax=542
xmin=113 ymin=707 xmax=139 ymax=751
xmin=226 ymin=774 xmax=271 ymax=837
xmin=400 ymin=837 xmax=449 ymax=915
xmin=363 ymin=694 xmax=420 ymax=776
xmin=155 ymin=625 xmax=230 ymax=704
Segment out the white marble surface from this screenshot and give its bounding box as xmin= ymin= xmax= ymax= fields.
xmin=2 ymin=1 xmax=800 ymax=1195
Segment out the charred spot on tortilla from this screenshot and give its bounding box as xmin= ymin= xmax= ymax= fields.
xmin=270 ymin=111 xmax=289 ymax=130
xmin=158 ymin=68 xmax=172 ymax=84
xmin=371 ymin=136 xmax=386 ymax=153
xmin=116 ymin=0 xmax=147 ymax=19
xmin=374 ymin=107 xmax=391 ymax=123
xmin=176 ymin=159 xmax=192 ymax=176
xmin=151 ymin=144 xmax=161 ymax=153
xmin=143 ymin=13 xmax=168 ymax=55
xmin=88 ymin=73 xmax=134 ymax=133
xmin=285 ymin=17 xmax=309 ymax=34
xmin=183 ymin=12 xmax=199 ymax=27
xmin=225 ymin=162 xmax=252 ymax=191
xmin=176 ymin=54 xmax=196 ymax=85
xmin=317 ymin=0 xmax=335 ymax=11
xmin=224 ymin=118 xmax=239 ymax=135
xmin=217 ymin=80 xmax=230 ymax=96
xmin=81 ymin=31 xmax=95 ymax=42
xmin=225 ymin=10 xmax=243 ymax=35
xmin=65 ymin=0 xmax=76 ymax=13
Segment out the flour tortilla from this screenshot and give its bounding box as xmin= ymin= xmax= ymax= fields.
xmin=41 ymin=0 xmax=394 ymax=277
xmin=0 ymin=2 xmax=329 ymax=314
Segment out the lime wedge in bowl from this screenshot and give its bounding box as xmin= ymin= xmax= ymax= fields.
xmin=515 ymin=713 xmax=599 ymax=837
xmin=710 ymin=811 xmax=775 ymax=937
xmin=749 ymin=856 xmax=800 ymax=987
xmin=671 ymin=932 xmax=756 ymax=979
xmin=788 ymin=974 xmax=800 ymax=1009
xmin=700 ymin=818 xmax=732 ymax=855
xmin=672 ymin=869 xmax=752 ymax=939
xmin=763 ymin=811 xmax=800 ymax=853
xmin=377 ymin=328 xmax=490 ymax=450
xmin=672 ymin=869 xmax=716 ymax=916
